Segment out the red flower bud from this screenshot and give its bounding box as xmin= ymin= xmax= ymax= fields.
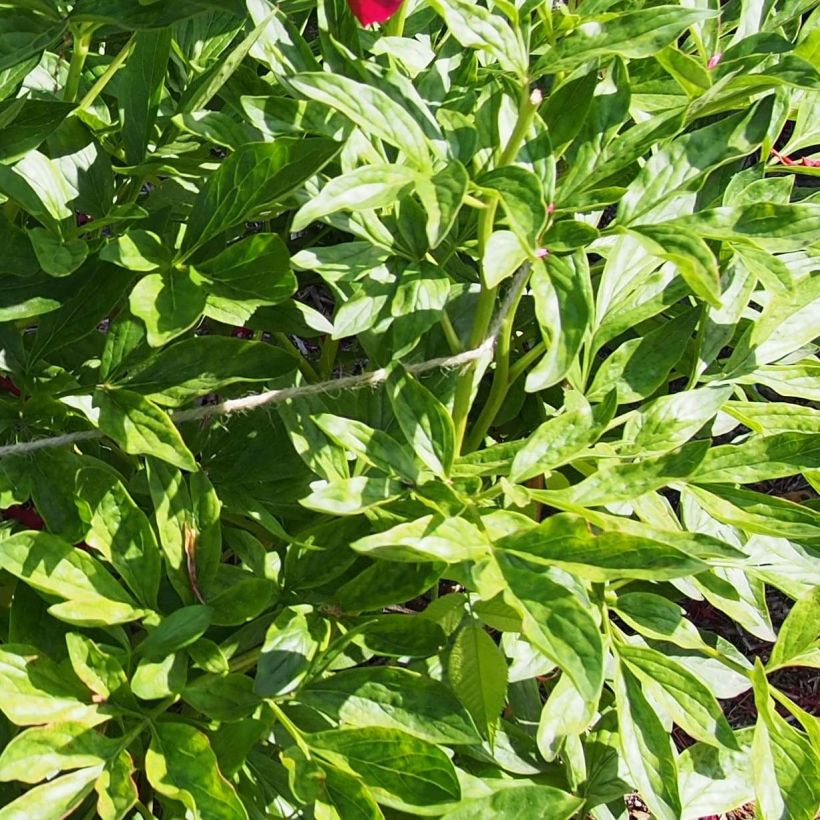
xmin=346 ymin=0 xmax=404 ymax=25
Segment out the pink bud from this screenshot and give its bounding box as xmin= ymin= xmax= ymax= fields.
xmin=707 ymin=53 xmax=722 ymax=69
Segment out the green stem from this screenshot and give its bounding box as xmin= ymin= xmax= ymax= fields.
xmin=451 ymin=83 xmax=541 ymax=453
xmin=508 ymin=340 xmax=545 ymax=384
xmin=384 ymin=0 xmax=409 ymax=37
xmin=319 ymin=336 xmax=340 ymax=380
xmin=268 ymin=701 xmax=312 ymax=758
xmin=464 ymin=268 xmax=530 ymax=452
xmin=64 ymin=24 xmax=95 ymax=103
xmin=275 ymin=332 xmax=320 ymax=383
xmin=77 ymin=35 xmax=136 ymax=111
xmin=440 ymin=309 xmax=462 ymax=354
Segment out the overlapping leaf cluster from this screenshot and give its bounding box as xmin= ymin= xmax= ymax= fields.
xmin=0 ymin=0 xmax=819 ymax=817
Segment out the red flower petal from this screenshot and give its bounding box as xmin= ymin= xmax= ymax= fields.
xmin=346 ymin=0 xmax=404 ymax=25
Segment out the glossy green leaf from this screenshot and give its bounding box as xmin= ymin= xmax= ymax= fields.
xmin=497 ymin=513 xmax=707 ymax=581
xmin=0 ymin=722 xmax=115 ymax=784
xmin=0 ymin=766 xmax=102 ymax=820
xmin=428 ymin=0 xmax=527 ymax=77
xmin=95 ymin=387 xmax=197 ymax=471
xmin=447 ymin=622 xmax=507 ymax=741
xmin=351 ymin=514 xmax=491 ymax=563
xmin=183 ymin=138 xmax=340 ymax=251
xmin=118 ymin=29 xmax=172 ymax=165
xmin=83 ymin=478 xmax=161 ymax=609
xmin=308 ymin=726 xmax=460 ymax=810
xmin=441 ymin=783 xmax=582 ymax=820
xmin=0 ymin=645 xmax=102 ymax=727
xmin=613 ymin=660 xmax=681 ymax=820
xmin=145 ymin=722 xmax=248 ymax=819
xmin=617 ymin=643 xmax=737 ymax=749
xmin=497 ymin=554 xmax=604 ymax=703
xmin=292 ymin=164 xmax=417 ymax=232
xmin=138 ymin=606 xmax=213 ymax=660
xmin=122 ymin=336 xmax=295 ymax=407
xmin=95 ymin=751 xmax=138 ymax=820
xmin=751 ymin=662 xmax=820 ymax=820
xmin=0 ymin=531 xmax=139 ymax=622
xmin=768 ymin=587 xmax=820 ymax=670
xmin=128 ymin=268 xmax=207 ymax=347
xmin=298 ymin=667 xmax=480 ymax=745
xmin=289 ymin=73 xmax=433 ymax=169
xmin=387 ymin=364 xmax=455 ymax=478
xmin=544 ymin=7 xmax=715 ymax=73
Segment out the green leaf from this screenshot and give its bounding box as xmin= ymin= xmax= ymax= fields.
xmin=563 ymin=441 xmax=709 ymax=506
xmin=620 ymin=384 xmax=732 ymax=456
xmin=768 ymin=587 xmax=820 ymax=670
xmin=447 ymin=622 xmax=508 ymax=741
xmin=138 ymin=606 xmax=213 ymax=660
xmin=336 ymin=561 xmax=443 ymax=614
xmin=83 ymin=477 xmax=162 ymax=609
xmin=28 ymin=228 xmax=87 ymax=277
xmin=0 ymin=150 xmax=75 ymax=228
xmin=0 ymin=722 xmax=115 ymax=784
xmin=628 ymin=224 xmax=721 ymax=307
xmin=117 ymin=28 xmax=172 ymax=165
xmin=496 ymin=554 xmax=604 ymax=703
xmin=183 ymin=673 xmax=260 ymax=722
xmin=428 ymin=0 xmax=527 ymax=77
xmin=351 ymin=514 xmax=491 ymax=563
xmin=289 ymin=73 xmax=433 ymax=169
xmin=0 ymin=532 xmax=140 ymax=624
xmin=510 ymin=393 xmax=612 ymax=482
xmin=497 ymin=513 xmax=707 ymax=581
xmin=543 ymin=7 xmax=715 ymax=73
xmin=292 ymin=164 xmax=417 ymax=232
xmin=415 ymin=160 xmax=468 ymax=248
xmin=617 ymin=643 xmax=737 ymax=749
xmin=145 ymin=459 xmax=195 ymax=604
xmin=131 ymin=652 xmax=187 ymax=700
xmin=537 ymin=672 xmax=595 ymax=762
xmin=617 ymin=96 xmax=772 ymax=225
xmin=685 ymin=483 xmax=820 ymax=541
xmin=95 ymin=387 xmax=197 ymax=471
xmin=354 ymin=615 xmax=445 ymax=658
xmin=122 ymin=336 xmax=295 ymax=407
xmin=482 ymin=230 xmax=528 ymax=290
xmin=298 ymin=667 xmax=481 ymax=745
xmin=301 ymin=475 xmax=404 ymax=516
xmin=751 ymin=662 xmax=820 ymax=820
xmin=0 ymin=766 xmax=102 ymax=820
xmin=100 ymin=230 xmax=173 ymax=272
xmin=693 ymin=432 xmax=820 ymax=484
xmin=0 ymin=645 xmax=101 ymax=727
xmin=678 ymin=735 xmax=754 ymax=818
xmin=95 ymin=751 xmax=138 ymax=820
xmin=612 ymin=592 xmax=711 ymax=652
xmin=0 ymin=98 xmax=74 ymax=165
xmin=677 ymin=202 xmax=820 ymax=253
xmin=479 ymin=167 xmax=548 ymax=250
xmin=440 ymin=784 xmax=582 ymax=820
xmin=65 ymin=633 xmax=128 ymax=702
xmin=526 ymin=255 xmax=592 ymax=392
xmin=387 ymin=364 xmax=455 ymax=478
xmin=312 ymin=414 xmax=419 ymax=483
xmin=254 ymin=607 xmax=325 ymax=697
xmin=195 ymin=232 xmax=296 ymax=305
xmin=128 ymin=268 xmax=207 ymax=347
xmin=308 ymin=727 xmax=460 ymax=810
xmin=613 ymin=660 xmax=681 ymax=820
xmin=183 ymin=138 xmax=340 ymax=251
xmin=145 ymin=722 xmax=248 ymax=819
